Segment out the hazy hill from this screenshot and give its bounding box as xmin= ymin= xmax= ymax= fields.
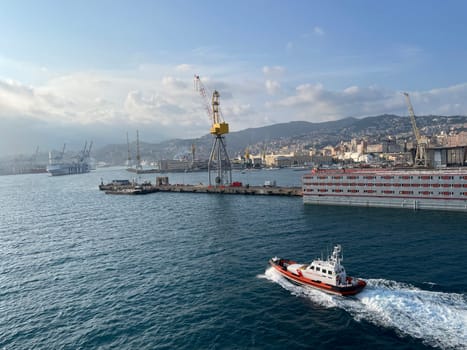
xmin=93 ymin=114 xmax=467 ymax=165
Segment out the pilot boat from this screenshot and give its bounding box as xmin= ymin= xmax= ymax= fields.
xmin=269 ymin=245 xmax=366 ymax=296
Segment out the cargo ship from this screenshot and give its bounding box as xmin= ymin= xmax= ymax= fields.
xmin=302 ymin=168 xmax=467 ymax=212
xmin=46 ymin=162 xmax=91 ymax=176
xmin=46 ymin=142 xmax=93 ymax=176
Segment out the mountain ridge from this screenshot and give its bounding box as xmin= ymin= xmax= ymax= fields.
xmin=93 ymin=114 xmax=467 ymax=164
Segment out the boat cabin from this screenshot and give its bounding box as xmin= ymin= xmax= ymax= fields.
xmin=301 ymin=259 xmax=347 ymax=286
xmin=286 ymin=245 xmax=348 ymax=286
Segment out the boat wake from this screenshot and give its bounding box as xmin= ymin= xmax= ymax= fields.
xmin=260 ymin=267 xmax=467 ymax=350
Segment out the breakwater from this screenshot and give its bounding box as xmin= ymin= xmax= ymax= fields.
xmin=100 ymin=182 xmax=302 ymax=196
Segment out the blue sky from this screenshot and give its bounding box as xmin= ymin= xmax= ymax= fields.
xmin=1 ymin=0 xmax=467 ymax=155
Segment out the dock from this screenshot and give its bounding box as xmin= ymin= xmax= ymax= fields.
xmin=100 ymin=182 xmax=302 ymax=197
xmin=159 ymin=184 xmax=302 ymax=196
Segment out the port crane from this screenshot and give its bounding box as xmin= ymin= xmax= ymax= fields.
xmin=136 ymin=130 xmax=142 ymax=171
xmin=85 ymin=141 xmax=93 ymax=158
xmin=191 ymin=143 xmax=196 ymax=168
xmin=126 ymin=132 xmax=132 ymax=167
xmin=48 ymin=143 xmax=66 ymax=166
xmin=403 ymin=92 xmax=429 ymax=167
xmin=194 ymin=75 xmax=232 ymax=186
xmin=77 ymin=141 xmax=92 ymax=165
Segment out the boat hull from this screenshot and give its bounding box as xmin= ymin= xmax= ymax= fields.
xmin=269 ymin=258 xmax=366 ymax=296
xmin=303 ymin=194 xmax=467 ymax=212
xmin=46 ymin=163 xmax=90 ymax=176
xmin=302 ymin=169 xmax=467 ymax=212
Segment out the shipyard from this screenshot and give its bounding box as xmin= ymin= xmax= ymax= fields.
xmin=93 ymin=84 xmax=467 ymax=213
xmin=99 ymin=176 xmax=302 ymax=196
xmin=2 ymin=3 xmax=467 ymax=350
xmin=2 ymin=77 xmax=467 ymax=214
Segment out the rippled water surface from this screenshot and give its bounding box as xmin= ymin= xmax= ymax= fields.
xmin=0 ymin=168 xmax=465 ymax=349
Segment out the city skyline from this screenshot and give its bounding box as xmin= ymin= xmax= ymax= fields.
xmin=1 ymin=1 xmax=467 ymax=156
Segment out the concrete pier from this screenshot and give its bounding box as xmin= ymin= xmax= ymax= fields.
xmin=101 ymin=183 xmax=302 ymax=197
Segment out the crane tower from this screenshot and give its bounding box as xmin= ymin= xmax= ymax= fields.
xmin=126 ymin=132 xmax=132 ymax=167
xmin=403 ymin=92 xmax=428 ymax=167
xmin=135 ymin=129 xmax=142 ymax=171
xmin=194 ymin=75 xmax=232 ymax=186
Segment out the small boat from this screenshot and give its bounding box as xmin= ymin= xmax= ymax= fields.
xmin=269 ymin=244 xmax=366 ymax=296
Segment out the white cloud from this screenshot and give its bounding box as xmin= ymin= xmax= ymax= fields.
xmin=161 ymin=76 xmax=187 ymax=90
xmin=343 ymin=86 xmax=360 ymax=95
xmin=407 ymin=83 xmax=467 ymax=115
xmin=262 ymin=66 xmax=284 ymax=96
xmin=313 ymin=26 xmax=325 ymax=36
xmin=265 ymin=80 xmax=281 ymax=95
xmin=175 ymin=64 xmax=193 ymax=72
xmin=1 ymin=54 xmax=467 ymax=157
xmin=0 ymin=79 xmax=72 ymax=122
xmin=0 ymin=55 xmax=56 ymax=85
xmin=222 ymin=103 xmax=252 ymax=117
xmin=262 ymin=65 xmax=285 ymax=76
xmin=267 ymin=82 xmax=467 ymax=122
xmin=0 ymin=68 xmax=206 ymax=131
xmin=3 ymin=68 xmax=467 ymax=132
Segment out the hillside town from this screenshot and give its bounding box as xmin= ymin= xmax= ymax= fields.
xmin=110 ymin=116 xmax=467 ymax=172
xmin=248 ymin=129 xmax=467 ymax=169
xmin=232 ymin=131 xmax=467 ymax=171
xmin=1 ymin=115 xmax=466 ymax=176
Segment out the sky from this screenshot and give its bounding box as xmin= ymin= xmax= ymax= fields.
xmin=1 ymin=0 xmax=467 ymax=156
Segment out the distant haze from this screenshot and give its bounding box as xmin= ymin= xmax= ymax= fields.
xmin=0 ymin=116 xmax=171 ymax=156
xmin=1 ymin=2 xmax=467 ymax=156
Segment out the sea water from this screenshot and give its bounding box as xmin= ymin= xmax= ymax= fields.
xmin=0 ymin=168 xmax=465 ymax=349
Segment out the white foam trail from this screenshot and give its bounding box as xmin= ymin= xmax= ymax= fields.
xmin=262 ymin=267 xmax=467 ymax=350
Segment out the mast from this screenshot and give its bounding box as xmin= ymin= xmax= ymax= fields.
xmin=136 ymin=130 xmax=142 ymax=170
xmin=126 ymin=132 xmax=132 ymax=167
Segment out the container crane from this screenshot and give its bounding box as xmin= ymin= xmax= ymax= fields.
xmin=194 ymin=75 xmax=232 ymax=186
xmin=403 ymin=92 xmax=428 ymax=167
xmin=77 ymin=141 xmax=92 ymax=163
xmin=85 ymin=141 xmax=93 ymax=158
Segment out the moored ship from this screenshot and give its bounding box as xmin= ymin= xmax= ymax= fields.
xmin=46 ymin=142 xmax=93 ymax=176
xmin=46 ymin=162 xmax=91 ymax=176
xmin=302 ymin=168 xmax=467 ymax=212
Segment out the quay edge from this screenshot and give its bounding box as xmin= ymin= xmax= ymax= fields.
xmin=302 ymin=168 xmax=467 ymax=212
xmin=101 ymin=183 xmax=302 ymax=197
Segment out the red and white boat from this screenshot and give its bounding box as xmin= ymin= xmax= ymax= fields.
xmin=269 ymin=245 xmax=366 ymax=296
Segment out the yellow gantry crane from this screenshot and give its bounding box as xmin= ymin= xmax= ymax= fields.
xmin=194 ymin=75 xmax=232 ymax=186
xmin=403 ymin=92 xmax=429 ymax=167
